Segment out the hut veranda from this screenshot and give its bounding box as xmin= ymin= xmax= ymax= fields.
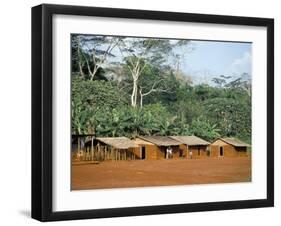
xmin=72 ymin=136 xmax=139 ymax=161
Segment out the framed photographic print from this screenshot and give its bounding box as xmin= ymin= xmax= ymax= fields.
xmin=31 ymin=4 xmax=274 ymax=221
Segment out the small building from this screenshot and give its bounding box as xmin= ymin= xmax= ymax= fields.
xmin=84 ymin=137 xmax=139 ymax=161
xmin=210 ymin=137 xmax=250 ymax=157
xmin=72 ymin=134 xmax=95 ymax=161
xmin=133 ymin=136 xmax=182 ymax=160
xmin=170 ymin=135 xmax=210 ymax=159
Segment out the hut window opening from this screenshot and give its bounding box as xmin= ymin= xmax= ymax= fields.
xmin=141 ymin=146 xmax=146 ymax=159
xmin=220 ymin=146 xmax=224 ymax=156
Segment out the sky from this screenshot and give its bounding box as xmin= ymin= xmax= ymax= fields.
xmin=179 ymin=40 xmax=252 ymax=84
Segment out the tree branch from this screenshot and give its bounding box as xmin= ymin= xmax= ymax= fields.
xmin=83 ymin=53 xmax=93 ymax=77
xmin=140 ymin=79 xmax=171 ymax=97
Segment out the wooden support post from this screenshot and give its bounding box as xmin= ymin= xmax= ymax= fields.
xmin=102 ymin=146 xmax=106 ymax=161
xmin=91 ymin=137 xmax=94 ymax=161
xmin=110 ymin=147 xmax=113 ymax=161
xmin=93 ymin=146 xmax=96 ymax=161
xmin=133 ymin=149 xmax=135 ymax=160
xmin=97 ymin=144 xmax=100 ymax=161
xmin=78 ymin=136 xmax=81 ymax=160
xmin=100 ymin=146 xmax=102 ymax=161
xmin=85 ymin=146 xmax=87 ymax=161
xmin=94 ymin=146 xmax=97 ymax=161
xmin=84 ymin=145 xmax=86 ymax=161
xmin=107 ymin=148 xmax=110 ymax=160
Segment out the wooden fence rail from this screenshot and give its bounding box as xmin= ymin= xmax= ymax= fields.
xmin=74 ymin=145 xmax=136 ymax=162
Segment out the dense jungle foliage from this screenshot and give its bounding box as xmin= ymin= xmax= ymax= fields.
xmin=71 ymin=35 xmax=251 ymax=143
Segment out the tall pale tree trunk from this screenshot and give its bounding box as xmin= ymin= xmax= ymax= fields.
xmin=77 ymin=36 xmax=85 ymax=77
xmin=140 ymin=90 xmax=143 ymax=108
xmin=78 ymin=62 xmax=84 ymax=77
xmin=131 ymin=79 xmax=138 ymax=107
xmin=130 ymin=66 xmax=140 ymax=107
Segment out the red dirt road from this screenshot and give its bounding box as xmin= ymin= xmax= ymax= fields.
xmin=71 ymin=157 xmax=251 ymax=190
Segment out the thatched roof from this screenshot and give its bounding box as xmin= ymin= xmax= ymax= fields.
xmin=217 ymin=137 xmax=250 ymax=147
xmin=133 ymin=138 xmax=155 ymax=146
xmin=72 ymin=135 xmax=95 ymax=143
xmin=170 ymin=135 xmax=210 ymax=146
xmin=137 ymin=136 xmax=182 ymax=146
xmin=85 ymin=136 xmax=95 ymax=143
xmin=96 ymin=137 xmax=139 ymax=149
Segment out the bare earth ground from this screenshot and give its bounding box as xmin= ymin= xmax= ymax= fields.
xmin=71 ymin=157 xmax=251 ymax=190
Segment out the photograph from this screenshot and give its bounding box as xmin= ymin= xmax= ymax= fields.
xmin=30 ymin=3 xmax=274 ymax=221
xmin=70 ymin=34 xmax=252 ymax=190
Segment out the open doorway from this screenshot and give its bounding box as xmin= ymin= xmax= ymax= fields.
xmin=179 ymin=149 xmax=183 ymax=157
xmin=219 ymin=146 xmax=224 ymax=156
xmin=141 ymin=146 xmax=146 ymax=159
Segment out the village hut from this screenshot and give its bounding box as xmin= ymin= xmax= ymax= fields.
xmin=210 ymin=137 xmax=250 ymax=157
xmin=170 ymin=135 xmax=210 ymax=159
xmin=84 ymin=137 xmax=139 ymax=161
xmin=133 ymin=136 xmax=182 ymax=160
xmin=72 ymin=134 xmax=95 ymax=161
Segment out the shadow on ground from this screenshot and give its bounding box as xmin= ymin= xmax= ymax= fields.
xmin=19 ymin=210 xmax=30 ymax=218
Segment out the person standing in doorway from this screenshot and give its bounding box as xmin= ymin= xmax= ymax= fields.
xmin=189 ymin=149 xmax=193 ymax=159
xmin=166 ymin=146 xmax=172 ymax=159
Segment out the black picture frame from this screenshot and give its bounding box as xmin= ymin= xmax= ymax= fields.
xmin=31 ymin=3 xmax=274 ymax=222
